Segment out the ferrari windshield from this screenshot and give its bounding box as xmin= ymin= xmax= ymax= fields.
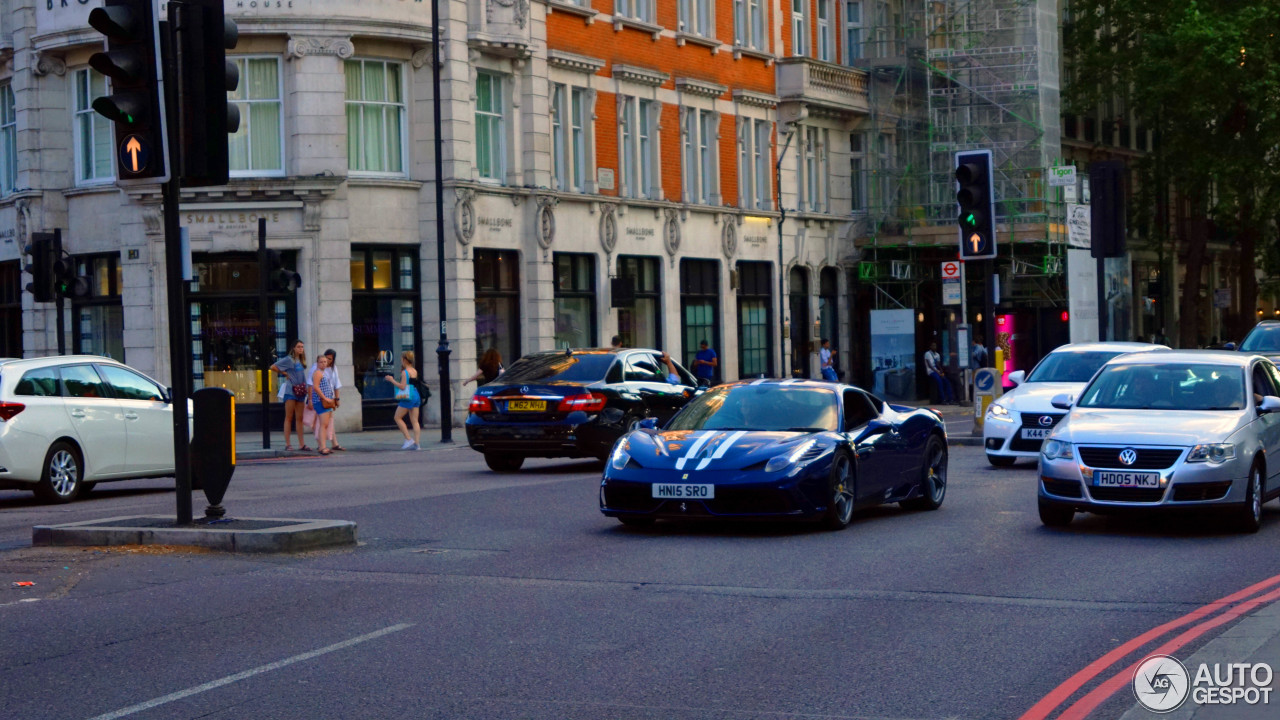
xmin=1025 ymin=351 xmax=1124 ymax=383
xmin=666 ymin=384 xmax=839 ymax=432
xmin=1077 ymin=363 xmax=1245 ymax=410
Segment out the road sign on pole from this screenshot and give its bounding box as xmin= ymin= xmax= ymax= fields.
xmin=940 ymin=261 xmax=960 ymax=280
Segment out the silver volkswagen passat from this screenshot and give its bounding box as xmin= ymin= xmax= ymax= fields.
xmin=1037 ymin=350 xmax=1280 ymax=532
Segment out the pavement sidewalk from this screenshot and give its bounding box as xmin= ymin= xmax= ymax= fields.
xmin=237 ymin=427 xmax=464 ymax=460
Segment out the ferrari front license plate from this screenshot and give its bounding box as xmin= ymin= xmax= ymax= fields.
xmin=1021 ymin=428 xmax=1051 ymax=439
xmin=507 ymin=400 xmax=545 ymax=412
xmin=1095 ymin=471 xmax=1160 ymax=488
xmin=652 ymin=483 xmax=715 ymax=499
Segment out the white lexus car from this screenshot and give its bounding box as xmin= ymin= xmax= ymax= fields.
xmin=983 ymin=342 xmax=1167 ymax=467
xmin=0 ymin=355 xmax=189 ymax=503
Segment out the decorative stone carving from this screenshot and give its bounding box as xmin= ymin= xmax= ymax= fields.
xmin=488 ymin=0 xmax=530 ymax=29
xmin=15 ymin=199 xmax=31 ymax=249
xmin=286 ymin=36 xmax=355 ymax=61
xmin=31 ymin=51 xmax=65 ymax=77
xmin=303 ymin=200 xmax=323 ymax=232
xmin=612 ymin=64 xmax=669 ymax=88
xmin=535 ymin=196 xmax=557 ymax=250
xmin=599 ymin=203 xmax=617 ymax=254
xmin=663 ymin=207 xmax=680 ymax=257
xmin=721 ymin=216 xmax=737 ymax=260
xmin=411 ymin=46 xmax=432 ymax=70
xmin=454 ymin=188 xmax=476 ymax=244
xmin=142 ymin=205 xmax=163 ymax=235
xmin=676 ymin=77 xmax=728 ymax=99
xmin=547 ymin=50 xmax=606 ymax=75
xmin=732 ymin=90 xmax=779 ymax=108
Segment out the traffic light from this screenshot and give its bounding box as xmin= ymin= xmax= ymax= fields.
xmin=1090 ymin=161 xmax=1126 ymax=258
xmin=23 ymin=232 xmax=60 ymax=302
xmin=53 ymin=256 xmax=91 ymax=299
xmin=267 ymin=251 xmax=301 ymax=293
xmin=955 ymin=149 xmax=996 ymax=260
xmin=172 ymin=0 xmax=240 ymax=187
xmin=88 ymin=0 xmax=168 ymax=184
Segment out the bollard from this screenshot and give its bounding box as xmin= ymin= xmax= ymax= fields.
xmin=191 ymin=387 xmax=236 ymax=519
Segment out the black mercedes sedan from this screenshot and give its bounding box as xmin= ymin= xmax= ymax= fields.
xmin=465 ymin=348 xmax=702 ymax=471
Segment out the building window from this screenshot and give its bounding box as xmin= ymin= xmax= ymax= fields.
xmin=679 ymin=0 xmax=712 ymax=36
xmin=791 ymin=0 xmax=808 ymax=57
xmin=801 ymin=126 xmax=829 ymax=212
xmin=789 ymin=267 xmax=810 ymax=377
xmin=619 ymin=96 xmax=656 ymax=199
xmin=0 ymin=84 xmax=14 ymax=195
xmin=71 ymin=254 xmax=124 ymax=362
xmin=475 ymin=71 xmax=507 ymax=182
xmin=615 ymin=0 xmax=654 ymax=23
xmin=351 ymin=246 xmax=421 ymax=428
xmin=844 ymin=1 xmax=864 ymax=63
xmin=819 ymin=267 xmax=838 ymax=369
xmin=683 ymin=108 xmax=718 ymax=205
xmin=737 ymin=261 xmax=773 ymax=378
xmin=344 ymin=59 xmax=406 ymax=174
xmin=1 ymin=261 xmax=22 ymax=358
xmin=73 ymin=69 xmax=113 ymax=183
xmin=229 ymin=57 xmax=284 ymax=176
xmin=554 ymin=253 xmax=597 ymax=349
xmin=849 ymin=131 xmax=866 ymax=212
xmin=680 ymin=259 xmax=720 ymax=377
xmin=474 ymin=249 xmax=521 ymax=366
xmin=738 ymin=118 xmax=772 ymax=210
xmin=734 ymin=0 xmax=765 ymax=50
xmin=552 ymin=84 xmax=588 ymax=192
xmin=616 ymin=255 xmax=661 ymax=350
xmin=817 ymin=0 xmax=834 ymax=62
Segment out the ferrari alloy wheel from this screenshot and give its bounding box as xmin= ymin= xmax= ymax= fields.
xmin=484 ymin=452 xmax=525 ymax=472
xmin=823 ymin=453 xmax=856 ymax=530
xmin=1233 ymin=463 xmax=1264 ymax=534
xmin=903 ymin=436 xmax=947 ymax=511
xmin=35 ymin=441 xmax=82 ymax=504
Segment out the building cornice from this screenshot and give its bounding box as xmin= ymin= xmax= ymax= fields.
xmin=547 ymin=49 xmax=606 ymax=75
xmin=676 ymin=77 xmax=728 ymax=99
xmin=732 ymin=89 xmax=778 ymax=108
xmin=544 ymin=0 xmax=599 ymax=25
xmin=612 ymin=63 xmax=668 ymax=87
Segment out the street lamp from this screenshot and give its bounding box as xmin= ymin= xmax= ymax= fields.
xmin=431 ymin=0 xmax=452 ymax=442
xmin=775 ymin=126 xmax=796 ymax=379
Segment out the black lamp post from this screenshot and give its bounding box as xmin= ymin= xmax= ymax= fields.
xmin=431 ymin=0 xmax=452 ymax=442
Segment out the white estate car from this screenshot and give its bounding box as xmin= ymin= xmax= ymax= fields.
xmin=982 ymin=342 xmax=1167 ymax=467
xmin=0 ymin=355 xmax=190 ymax=503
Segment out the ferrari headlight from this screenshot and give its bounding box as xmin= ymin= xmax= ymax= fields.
xmin=1186 ymin=443 xmax=1235 ymax=464
xmin=609 ymin=439 xmax=632 ymax=470
xmin=987 ymin=402 xmax=1012 ymax=421
xmin=1041 ymin=439 xmax=1074 ymax=460
xmin=765 ymin=439 xmax=818 ymax=474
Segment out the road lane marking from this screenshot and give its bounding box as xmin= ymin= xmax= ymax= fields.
xmin=1019 ymin=571 xmax=1280 ymax=720
xmin=84 ymin=623 xmax=413 ymax=720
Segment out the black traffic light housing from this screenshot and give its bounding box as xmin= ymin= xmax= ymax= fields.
xmin=88 ymin=0 xmax=168 ymax=184
xmin=53 ymin=256 xmax=92 ymax=299
xmin=955 ymin=149 xmax=996 ymax=260
xmin=267 ymin=250 xmax=301 ymax=293
xmin=172 ymin=0 xmax=240 ymax=187
xmin=24 ymin=231 xmax=60 ymax=302
xmin=1090 ymin=161 xmax=1126 ymax=258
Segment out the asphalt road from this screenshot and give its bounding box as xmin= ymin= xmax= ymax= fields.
xmin=2 ymin=445 xmax=1279 ymax=720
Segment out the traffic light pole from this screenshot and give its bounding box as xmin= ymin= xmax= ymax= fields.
xmin=53 ymin=228 xmax=65 ymax=356
xmin=161 ymin=19 xmax=193 ymax=525
xmin=258 ymin=217 xmax=270 ymax=450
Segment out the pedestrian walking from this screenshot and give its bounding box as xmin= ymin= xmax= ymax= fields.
xmin=693 ymin=340 xmax=718 ymax=385
xmin=819 ymin=338 xmax=839 ymax=382
xmin=385 ymin=351 xmax=421 ymax=450
xmin=310 ymin=353 xmax=338 ymax=455
xmin=464 ymin=348 xmax=504 ymax=387
xmin=271 ymin=340 xmax=310 ymax=451
xmin=923 ymin=342 xmax=955 ymax=404
xmin=308 ymin=348 xmax=345 ymax=451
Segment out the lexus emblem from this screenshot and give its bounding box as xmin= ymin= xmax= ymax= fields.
xmin=1119 ymin=448 xmax=1138 ymax=466
xmin=1038 ymin=415 xmax=1054 ymax=427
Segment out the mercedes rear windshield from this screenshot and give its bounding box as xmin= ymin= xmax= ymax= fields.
xmin=498 ymin=353 xmax=617 ymax=384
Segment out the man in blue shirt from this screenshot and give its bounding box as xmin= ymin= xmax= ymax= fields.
xmin=693 ymin=340 xmax=718 ymax=385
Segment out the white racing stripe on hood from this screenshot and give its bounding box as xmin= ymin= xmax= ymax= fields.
xmin=675 ymin=431 xmax=716 ymax=470
xmin=694 ymin=430 xmax=748 ymax=470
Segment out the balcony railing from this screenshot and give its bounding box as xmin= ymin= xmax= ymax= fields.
xmin=775 ymin=57 xmax=870 ymax=115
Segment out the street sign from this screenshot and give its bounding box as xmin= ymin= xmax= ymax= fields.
xmin=940 ymin=261 xmax=960 ymax=280
xmin=1067 ymin=203 xmax=1090 ymax=249
xmin=1049 ymin=166 xmax=1076 ymax=187
xmin=943 ymin=280 xmax=962 ymax=305
xmin=119 ymin=134 xmax=150 ymax=174
xmin=974 ymin=368 xmax=996 ymax=392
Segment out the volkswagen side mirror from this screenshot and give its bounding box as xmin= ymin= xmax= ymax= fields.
xmin=1050 ymin=393 xmax=1072 ymax=410
xmin=1008 ymin=370 xmax=1026 ymax=386
xmin=1260 ymin=396 xmax=1280 ymax=414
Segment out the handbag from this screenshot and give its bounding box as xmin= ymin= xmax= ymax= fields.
xmin=394 ymin=370 xmax=411 ymax=400
xmin=292 ymin=383 xmax=307 ymax=398
xmin=302 ymin=404 xmax=316 ymax=429
xmin=321 ymin=395 xmax=337 ymax=409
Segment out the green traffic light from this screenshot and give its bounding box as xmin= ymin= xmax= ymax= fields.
xmin=964 ymin=213 xmax=975 ymax=224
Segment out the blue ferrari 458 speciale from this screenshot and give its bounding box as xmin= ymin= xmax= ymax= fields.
xmin=599 ymin=379 xmax=949 ymax=529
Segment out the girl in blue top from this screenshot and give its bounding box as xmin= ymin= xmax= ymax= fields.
xmin=311 ymin=353 xmax=337 ymax=455
xmin=385 ymin=351 xmax=421 ymax=450
xmin=270 ymin=340 xmax=309 ymax=451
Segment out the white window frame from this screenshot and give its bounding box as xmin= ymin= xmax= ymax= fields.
xmin=345 ymin=59 xmax=408 ymax=176
xmin=817 ymin=0 xmax=834 ymax=62
xmin=72 ymin=68 xmax=114 ymax=185
xmin=682 ymin=107 xmax=719 ymax=205
xmin=849 ymin=131 xmax=867 ymax=212
xmin=737 ymin=116 xmax=773 ymax=210
xmin=474 ymin=70 xmax=507 ymax=183
xmin=679 ymin=0 xmax=713 ymax=37
xmin=615 ymin=0 xmax=655 ymax=23
xmin=791 ymin=0 xmax=808 ymax=57
xmin=0 ymin=84 xmax=15 ymax=196
xmin=800 ymin=125 xmax=829 ymax=213
xmin=844 ymin=1 xmax=864 ymax=64
xmin=754 ymin=119 xmax=771 ymax=209
xmin=733 ymin=0 xmax=766 ymax=50
xmin=552 ymin=83 xmax=590 ymax=192
xmin=618 ymin=95 xmax=658 ymax=199
xmin=228 ymin=56 xmax=285 ymax=178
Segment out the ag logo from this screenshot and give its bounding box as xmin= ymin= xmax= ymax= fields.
xmin=1038 ymin=415 xmax=1054 ymax=427
xmin=1119 ymin=448 xmax=1138 ymax=466
xmin=1133 ymin=654 xmax=1190 ymax=713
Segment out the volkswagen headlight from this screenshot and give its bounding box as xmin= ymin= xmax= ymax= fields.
xmin=1042 ymin=439 xmax=1074 ymax=460
xmin=609 ymin=439 xmax=632 ymax=471
xmin=765 ymin=439 xmax=818 ymax=474
xmin=1186 ymin=443 xmax=1235 ymax=464
xmin=987 ymin=402 xmax=1013 ymax=421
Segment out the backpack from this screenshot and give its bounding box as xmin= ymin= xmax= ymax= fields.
xmin=413 ymin=378 xmax=432 ymax=409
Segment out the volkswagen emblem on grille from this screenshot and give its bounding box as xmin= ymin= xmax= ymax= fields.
xmin=1038 ymin=415 xmax=1054 ymax=427
xmin=1119 ymin=448 xmax=1138 ymax=466
xmin=521 ymin=386 xmax=529 ymax=394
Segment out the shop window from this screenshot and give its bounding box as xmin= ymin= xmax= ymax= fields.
xmin=737 ymin=261 xmax=773 ymax=378
xmin=789 ymin=267 xmax=810 ymax=376
xmin=475 ymin=249 xmax=521 ymax=366
xmin=351 ymin=246 xmax=421 ymax=426
xmin=72 ymin=254 xmax=124 ymax=363
xmin=680 ymin=259 xmax=720 ymax=377
xmin=617 ymin=255 xmax=661 ymax=350
xmin=554 ymin=253 xmax=597 ymax=349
